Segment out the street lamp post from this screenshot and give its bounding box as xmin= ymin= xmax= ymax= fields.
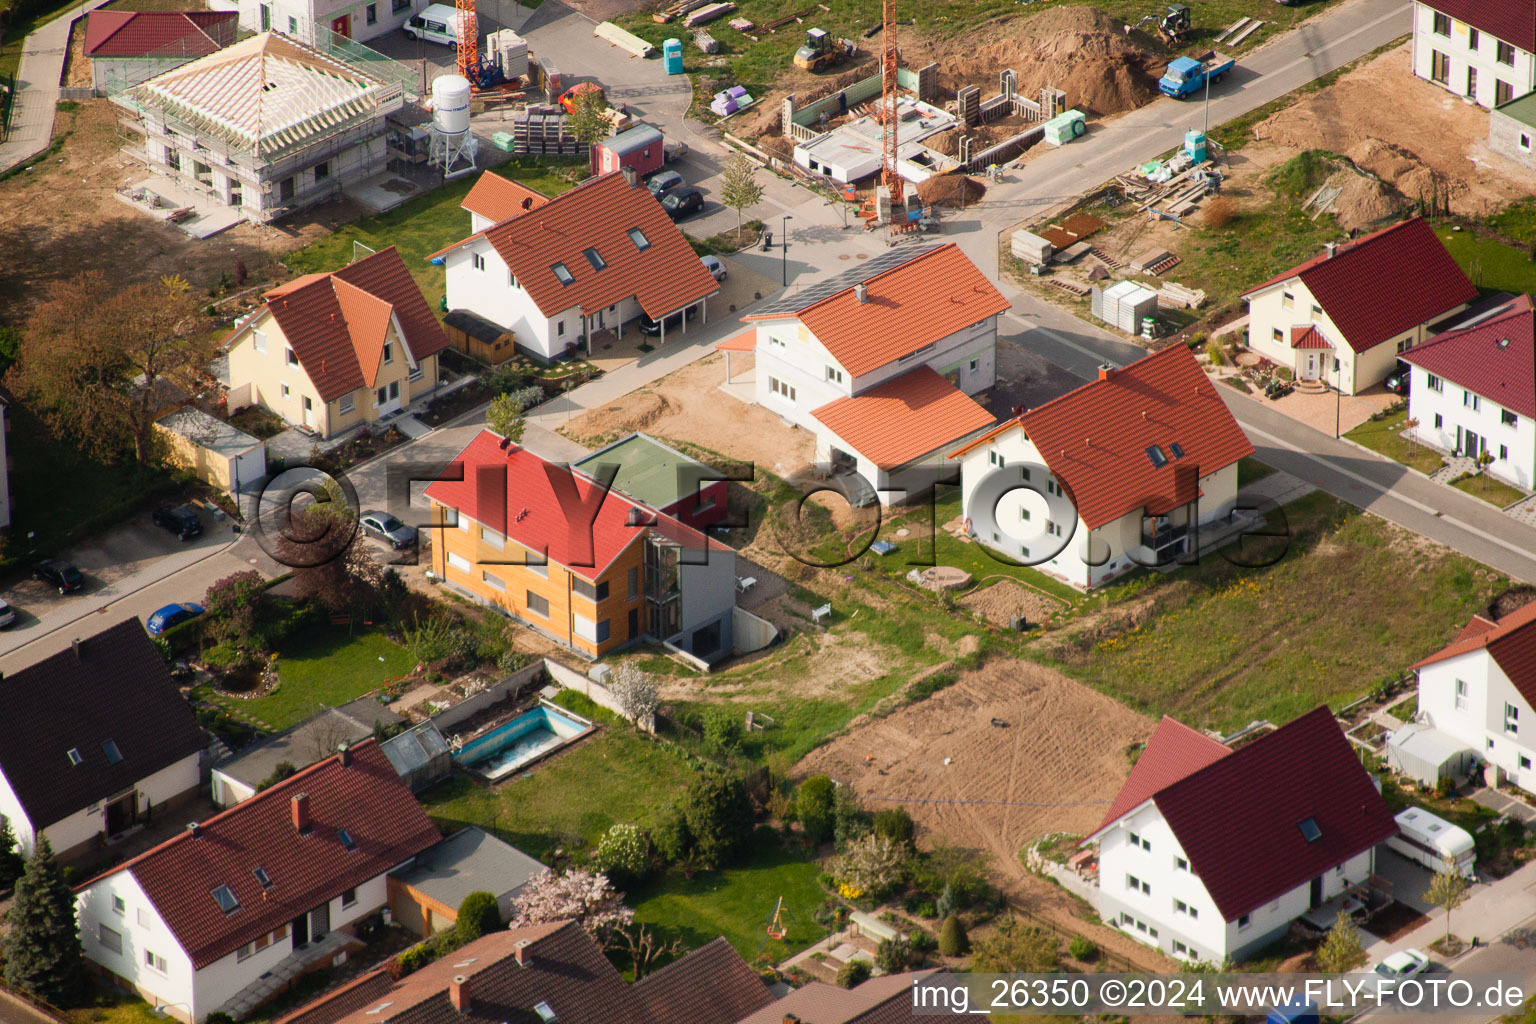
xmin=781 ymin=214 xmax=793 ymax=287
xmin=1334 ymin=356 xmax=1342 ymax=439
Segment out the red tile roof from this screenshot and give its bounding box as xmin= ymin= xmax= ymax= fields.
xmin=632 ymin=936 xmax=774 ymax=1024
xmin=252 ymin=246 xmax=448 ymax=403
xmin=1403 ymin=295 xmax=1535 ymax=419
xmin=1243 ymin=218 xmax=1477 ymax=353
xmin=953 ymin=345 xmax=1253 ymax=530
xmin=1414 ymin=599 xmax=1536 ymax=709
xmin=1425 ymin=0 xmax=1535 ymax=54
xmin=461 ymin=171 xmax=550 ymax=224
xmin=1290 ymin=325 xmax=1333 ymax=350
xmin=83 ymin=10 xmax=235 ymax=57
xmin=435 ymin=172 xmax=718 ymax=322
xmin=1457 ymin=614 xmax=1500 ymax=643
xmin=735 ymin=973 xmax=934 ymax=1024
xmin=82 ymin=741 xmax=440 ymax=969
xmin=742 ymin=244 xmax=1010 ymax=377
xmin=811 ymin=367 xmax=995 ymax=471
xmin=1152 ymin=707 xmax=1397 ymax=921
xmin=714 ymin=329 xmax=756 ymax=352
xmin=1090 ymin=717 xmax=1231 ymax=835
xmin=423 ymin=430 xmax=726 ymax=579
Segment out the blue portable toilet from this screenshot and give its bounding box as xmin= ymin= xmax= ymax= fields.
xmin=663 ymin=38 xmax=683 ymax=75
xmin=1267 ymin=997 xmax=1318 ymax=1024
xmin=1185 ymin=128 xmax=1207 ymax=164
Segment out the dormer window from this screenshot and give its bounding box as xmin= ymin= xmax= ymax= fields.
xmin=103 ymin=740 xmax=123 ymax=765
xmin=211 ymin=885 xmax=240 ymax=913
xmin=67 ymin=748 xmax=83 ymax=766
xmin=583 ymin=247 xmax=607 ymax=271
xmin=551 ymin=262 xmax=574 ymax=285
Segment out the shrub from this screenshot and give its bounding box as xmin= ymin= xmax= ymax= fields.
xmin=205 ymin=1014 xmax=234 ymax=1024
xmin=1201 ymin=196 xmax=1236 ymax=229
xmin=395 ymin=941 xmax=437 ymax=976
xmin=797 ymin=776 xmax=836 ymax=843
xmin=873 ymin=806 xmax=916 ymax=847
xmin=876 ymin=936 xmax=914 ymax=973
xmin=830 ymin=833 xmax=909 ymax=901
xmin=835 ymin=959 xmax=872 ymax=989
xmin=652 ymin=808 xmax=692 ymax=864
xmin=592 ymin=824 xmax=650 ymax=881
xmin=457 ymin=891 xmax=503 ymax=942
xmin=680 ymin=770 xmax=755 ymax=869
xmin=703 ymin=707 xmax=743 ymax=754
xmin=938 ymin=915 xmax=968 ymax=957
xmin=256 ymin=762 xmax=298 ymax=792
xmin=1068 ymin=936 xmax=1098 ymax=962
xmin=483 ymin=361 xmax=531 ymax=395
xmin=1205 ymin=341 xmax=1226 ymax=366
xmin=203 ymin=640 xmax=251 ymax=671
xmin=832 ymin=785 xmax=869 ymax=851
xmin=405 ymin=617 xmax=477 ymax=670
xmin=910 ymin=927 xmax=937 ymax=954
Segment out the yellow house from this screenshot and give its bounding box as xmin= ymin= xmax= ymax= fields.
xmin=222 ymin=246 xmax=447 ymax=439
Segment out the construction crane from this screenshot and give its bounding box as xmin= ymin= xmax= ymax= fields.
xmin=878 ymin=0 xmax=901 ymax=199
xmin=456 ymin=0 xmax=480 ymax=84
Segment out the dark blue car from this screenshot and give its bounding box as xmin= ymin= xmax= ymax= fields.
xmin=147 ymin=602 xmax=204 ymax=636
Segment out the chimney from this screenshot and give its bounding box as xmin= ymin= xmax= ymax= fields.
xmin=1324 ymin=241 xmax=1337 ymax=259
xmin=292 ymin=793 xmax=311 ymax=833
xmin=514 ymin=939 xmax=533 ymax=967
xmin=621 ymin=166 xmax=637 ymax=188
xmin=187 ymin=821 xmax=202 ymax=839
xmin=338 ymin=744 xmax=351 ymax=767
xmin=72 ymin=638 xmax=82 ymax=660
xmin=1097 ymin=363 xmax=1113 ymax=381
xmin=626 ymin=508 xmax=643 ymax=526
xmin=854 ymin=282 xmax=868 ymax=304
xmin=783 ymin=1016 xmax=801 ymax=1024
xmin=449 ymin=975 xmax=471 ymax=1012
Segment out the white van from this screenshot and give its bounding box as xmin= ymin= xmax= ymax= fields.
xmin=1386 ymin=807 xmax=1476 ymax=879
xmin=403 ymin=4 xmax=462 ymax=46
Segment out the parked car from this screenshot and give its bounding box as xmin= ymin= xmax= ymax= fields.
xmin=648 ymin=170 xmax=685 ymax=198
xmin=403 ymin=3 xmax=462 ymax=46
xmin=153 ymin=503 xmax=204 ymax=541
xmin=1384 ymin=360 xmax=1410 ymax=396
xmin=661 ymin=187 xmax=704 ymax=221
xmin=147 ymin=602 xmax=204 ymax=636
xmin=0 ymin=597 xmax=17 ymax=629
xmin=34 ymin=559 xmax=84 ymax=594
xmin=360 ymin=510 xmax=417 ymax=549
xmin=700 ymin=255 xmax=727 ymax=282
xmin=1371 ymin=949 xmax=1430 ymax=994
xmin=638 ymin=305 xmax=698 ymax=337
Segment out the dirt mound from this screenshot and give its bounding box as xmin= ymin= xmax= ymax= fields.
xmin=1324 ymin=169 xmax=1407 ymax=233
xmin=568 ymin=390 xmax=675 ymax=438
xmin=917 ymin=173 xmax=986 ymax=207
xmin=928 ymin=7 xmax=1167 ymax=117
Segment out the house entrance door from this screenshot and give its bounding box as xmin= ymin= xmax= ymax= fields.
xmin=1300 ymin=352 xmax=1321 ymax=380
xmin=104 ymin=792 xmax=137 ymax=837
xmin=302 ymin=395 xmax=315 ymax=428
xmin=1309 ymin=875 xmax=1323 ymax=909
xmin=377 ymin=381 xmax=401 ymax=415
xmin=331 ymin=14 xmax=350 ymax=37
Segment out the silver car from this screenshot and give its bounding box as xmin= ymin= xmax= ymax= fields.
xmin=359 ymin=510 xmax=417 ymax=549
xmin=700 ymin=255 xmax=727 ymax=282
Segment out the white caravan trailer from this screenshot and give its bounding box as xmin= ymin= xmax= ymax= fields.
xmin=1386 ymin=807 xmax=1475 ymax=879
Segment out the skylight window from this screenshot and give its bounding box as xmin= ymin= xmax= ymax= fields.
xmin=534 ymin=1001 xmax=557 ymax=1023
xmin=583 ymin=247 xmax=607 ymax=271
xmin=66 ymin=748 xmax=83 ymax=766
xmin=253 ymin=867 xmax=272 ymax=888
xmin=627 ymin=227 xmax=650 ymax=251
xmin=1145 ymin=445 xmax=1168 ymax=468
xmin=102 ymin=740 xmax=123 ymax=765
xmin=1297 ymin=817 xmax=1322 ymax=843
xmin=338 ymin=828 xmax=357 ymax=851
xmin=1168 ymin=442 xmax=1186 ymax=460
xmin=551 ymin=262 xmax=574 ymax=285
xmin=211 ymin=885 xmax=240 ymax=913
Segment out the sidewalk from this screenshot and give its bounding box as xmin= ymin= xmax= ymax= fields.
xmin=1367 ymin=855 xmax=1536 ymax=961
xmin=0 ymin=0 xmax=114 ymax=172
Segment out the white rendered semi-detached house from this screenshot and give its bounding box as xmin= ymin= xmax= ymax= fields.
xmin=75 ymin=741 xmax=441 ymax=1023
xmin=1412 ymin=1 xmax=1536 ymax=109
xmin=0 ymin=619 xmax=202 ymax=863
xmin=434 ymin=170 xmax=719 ymax=363
xmin=1088 ymin=708 xmax=1398 ymax=965
xmin=237 ymin=0 xmax=417 ymax=46
xmin=730 ymin=243 xmax=1008 ymax=507
xmin=1241 ymin=217 xmax=1478 ymax=395
xmin=1412 ymin=599 xmax=1536 ymax=792
xmin=1402 ymin=293 xmax=1536 ymax=489
xmin=948 ymin=345 xmax=1253 ymax=591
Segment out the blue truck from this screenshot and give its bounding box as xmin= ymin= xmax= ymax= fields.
xmin=1159 ymin=50 xmax=1236 ymax=98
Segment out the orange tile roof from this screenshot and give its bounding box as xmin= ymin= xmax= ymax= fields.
xmin=954 ymin=345 xmax=1253 ymax=530
xmin=247 ymin=247 xmax=447 ymax=404
xmin=811 ymin=366 xmax=995 ymax=471
xmin=461 ymin=170 xmax=549 ymax=223
xmin=742 ymin=244 xmax=1010 ymax=377
xmin=1290 ymin=324 xmax=1333 ymax=350
xmin=714 ymin=329 xmax=756 ymax=352
xmin=435 ymin=172 xmax=718 ymax=323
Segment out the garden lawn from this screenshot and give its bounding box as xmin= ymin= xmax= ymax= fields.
xmin=1237 ymin=456 xmax=1275 ymax=486
xmin=421 ymin=727 xmax=697 ymax=861
xmin=1435 ymin=227 xmax=1536 ymax=296
xmin=1345 ymin=409 xmax=1445 ymax=475
xmin=283 ymin=160 xmax=581 ymax=308
xmin=1040 ymin=491 xmax=1510 ymax=732
xmin=210 ymin=628 xmax=413 ymax=730
xmin=630 ymin=830 xmax=827 ymax=961
xmin=67 ymin=993 xmax=164 ymax=1024
xmin=1452 ymin=472 xmax=1528 ymax=508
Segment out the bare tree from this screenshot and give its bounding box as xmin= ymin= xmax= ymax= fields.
xmin=602 ymin=922 xmax=684 ymax=979
xmin=719 ymin=156 xmax=765 ymax=237
xmin=608 ymin=662 xmax=659 ymax=727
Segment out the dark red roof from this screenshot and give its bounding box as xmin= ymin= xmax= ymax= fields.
xmin=632 ymin=936 xmax=773 ymax=1024
xmin=954 ymin=345 xmax=1254 ymax=530
xmin=1244 ymin=218 xmax=1477 ymax=353
xmin=256 ymin=246 xmax=448 ymax=403
xmin=1290 ymin=325 xmax=1333 ymax=350
xmin=1415 ymin=600 xmax=1536 ymax=709
xmin=1403 ymin=295 xmax=1535 ymax=419
xmin=1424 ymin=0 xmax=1535 ymax=54
xmin=435 ymin=172 xmax=718 ymax=322
xmin=84 ymin=10 xmax=235 ymax=58
xmin=1151 ymin=707 xmax=1397 ymax=921
xmin=1091 ymin=717 xmax=1231 ymax=835
xmin=423 ymin=430 xmax=726 ymax=579
xmin=83 ymin=741 xmax=440 ymax=969
xmin=0 ymin=618 xmax=204 ymax=830
xmin=736 ymin=973 xmax=934 ymax=1024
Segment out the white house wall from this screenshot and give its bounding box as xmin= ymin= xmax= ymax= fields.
xmin=0 ymin=752 xmax=199 ymax=859
xmin=1420 ymin=649 xmax=1536 ymax=789
xmin=79 ymin=872 xmax=196 ymax=1021
xmin=239 ymin=0 xmax=417 ymax=43
xmin=848 ymin=317 xmax=997 ymax=395
xmin=1412 ymin=2 xmax=1536 ymax=109
xmin=211 ymin=771 xmax=258 ymax=808
xmin=1407 ymin=364 xmax=1535 ymax=489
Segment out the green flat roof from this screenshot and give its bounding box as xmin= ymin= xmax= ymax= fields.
xmin=574 ymin=432 xmax=708 ymax=510
xmin=1497 ymin=90 xmax=1536 ymax=128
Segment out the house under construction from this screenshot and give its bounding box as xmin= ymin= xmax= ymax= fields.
xmin=112 ymin=31 xmax=407 ymax=223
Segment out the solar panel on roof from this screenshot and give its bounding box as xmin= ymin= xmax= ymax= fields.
xmin=750 ymin=244 xmax=944 ymax=316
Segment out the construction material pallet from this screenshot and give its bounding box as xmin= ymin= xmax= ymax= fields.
xmin=762 ymin=4 xmax=815 ymax=31
xmin=1141 ymin=253 xmax=1181 ymax=275
xmin=1158 ymin=283 xmax=1206 ymax=309
xmin=1227 ymin=19 xmax=1264 ymax=46
xmin=1088 ymin=246 xmax=1124 ymax=270
xmin=1047 ymin=277 xmax=1090 ymax=296
xmin=653 ymin=0 xmax=711 ymax=23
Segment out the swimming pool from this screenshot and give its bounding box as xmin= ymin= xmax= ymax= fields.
xmin=452 ymin=704 xmax=593 ymax=781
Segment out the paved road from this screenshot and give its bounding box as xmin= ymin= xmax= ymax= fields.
xmin=0 ymin=0 xmax=114 ymax=173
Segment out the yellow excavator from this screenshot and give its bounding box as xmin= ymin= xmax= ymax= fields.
xmin=793 ymin=28 xmax=857 ymax=72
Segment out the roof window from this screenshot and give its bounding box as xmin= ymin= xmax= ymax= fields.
xmin=627 ymin=227 xmax=650 ymax=250
xmin=211 ymin=885 xmax=240 ymax=913
xmin=551 ymin=262 xmax=574 ymax=285
xmin=1168 ymin=442 xmax=1186 ymax=460
xmin=1297 ymin=817 xmax=1322 ymax=843
xmin=534 ymin=1002 xmax=557 ymax=1023
xmin=1145 ymin=445 xmax=1168 ymax=468
xmin=583 ymin=247 xmax=607 ymax=271
xmin=66 ymin=748 xmax=83 ymax=766
xmin=102 ymin=739 xmax=123 ymax=765
xmin=253 ymin=867 xmax=272 ymax=888
xmin=338 ymin=828 xmax=357 ymax=851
